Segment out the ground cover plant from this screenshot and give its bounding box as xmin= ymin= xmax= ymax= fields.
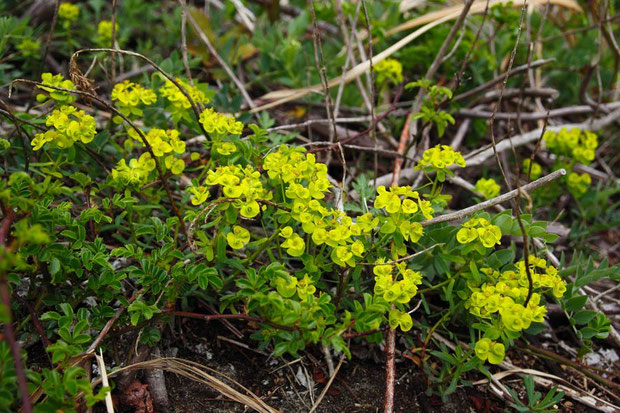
xmin=0 ymin=0 xmax=618 ymax=412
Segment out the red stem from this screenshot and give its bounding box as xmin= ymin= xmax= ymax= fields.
xmin=384 ymin=327 xmax=396 ymax=413
xmin=0 ymin=210 xmax=33 ymax=413
xmin=164 ymin=310 xmax=297 ymax=331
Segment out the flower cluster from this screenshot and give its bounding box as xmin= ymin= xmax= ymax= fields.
xmin=456 ymin=218 xmax=501 ymax=249
xmin=190 ymin=164 xmax=272 ymax=219
xmin=111 ymin=81 xmax=157 ymax=121
xmin=31 ymin=106 xmax=96 ymax=150
xmin=374 ymin=186 xmax=432 ymax=219
xmin=16 ymin=38 xmax=40 ymax=58
xmin=374 ymin=261 xmax=422 ymax=331
xmin=415 ymin=145 xmax=466 ymax=172
xmin=58 ymin=3 xmax=79 ymax=26
xmin=110 ymin=153 xmax=156 ymax=185
xmin=566 ymin=172 xmax=591 ymax=198
xmin=544 ymin=128 xmax=598 ymax=165
xmin=374 ymin=262 xmax=422 ymax=304
xmin=474 ymin=338 xmax=505 ymax=364
xmin=213 ymin=141 xmax=237 ymax=156
xmin=522 ymin=159 xmax=542 ymax=180
xmin=467 ymin=256 xmax=565 ymax=329
xmin=279 ymin=227 xmax=306 ymax=257
xmin=263 ymin=146 xmax=331 ymax=200
xmin=474 ymin=178 xmax=500 ymax=199
xmin=199 ymin=108 xmax=244 ymax=136
xmin=36 ymin=73 xmax=76 ymax=104
xmin=374 ymin=58 xmax=403 ymax=86
xmin=97 ymin=20 xmax=119 ymax=46
xmin=128 ymin=128 xmax=185 ymax=157
xmin=160 ymin=78 xmax=210 ymax=118
xmin=466 ymin=256 xmax=566 ymax=364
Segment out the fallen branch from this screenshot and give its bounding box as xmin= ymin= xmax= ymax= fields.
xmin=421 ymin=169 xmax=566 ymax=227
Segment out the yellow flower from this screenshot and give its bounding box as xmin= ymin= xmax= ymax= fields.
xmin=58 ymin=3 xmax=79 ymax=23
xmin=215 ymin=142 xmax=237 ymax=156
xmin=36 ymin=73 xmax=76 ymax=104
xmin=226 ymin=226 xmax=250 ymax=249
xmin=456 ymin=227 xmax=478 ymax=244
xmin=477 ymin=225 xmax=502 ymax=248
xmin=188 ymin=186 xmax=209 ymax=205
xmin=567 ymin=172 xmax=591 ymax=198
xmin=522 ymin=159 xmax=542 ymax=180
xmin=475 ymin=338 xmax=505 ymax=364
xmin=199 ymin=108 xmax=244 ymax=136
xmin=97 ymin=20 xmax=119 ymax=46
xmin=474 ymin=178 xmax=500 ymax=199
xmin=32 ymin=105 xmax=96 ymax=150
xmin=160 ymin=78 xmax=211 ymax=118
xmin=374 ymin=58 xmax=404 ymax=86
xmin=415 ymin=145 xmax=466 ymax=171
xmin=281 ymin=233 xmax=305 ymax=257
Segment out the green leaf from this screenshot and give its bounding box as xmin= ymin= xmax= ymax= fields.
xmin=564 ymin=295 xmax=588 ymax=312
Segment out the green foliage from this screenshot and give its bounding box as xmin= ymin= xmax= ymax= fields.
xmin=507 ymin=375 xmax=564 ymax=413
xmin=0 ymin=1 xmax=617 ymax=410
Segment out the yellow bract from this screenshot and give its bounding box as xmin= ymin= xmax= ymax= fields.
xmin=415 ymin=144 xmax=465 ymax=171
xmin=567 ymin=172 xmax=591 ymax=198
xmin=111 ymin=81 xmax=157 ymax=122
xmin=160 ymin=78 xmax=210 ymax=116
xmin=475 ymin=338 xmax=505 ymax=364
xmin=474 ymin=178 xmax=500 ymax=199
xmin=199 ymin=108 xmax=244 ymax=136
xmin=58 ymin=3 xmax=79 ymax=23
xmin=31 ymin=106 xmax=96 ymax=150
xmin=544 ymin=128 xmax=598 ymax=165
xmin=110 ymin=153 xmax=156 ymax=185
xmin=456 ymin=217 xmax=501 ymax=248
xmin=36 ymin=73 xmax=76 ymax=104
xmin=227 ymin=225 xmax=250 ymax=249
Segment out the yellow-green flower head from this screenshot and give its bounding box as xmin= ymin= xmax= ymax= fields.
xmin=214 ymin=141 xmax=237 ymax=156
xmin=188 ymin=185 xmax=209 ymax=205
xmin=415 ymin=145 xmax=466 ymax=171
xmin=263 ymin=146 xmax=332 ymax=199
xmin=111 ymin=81 xmax=157 ymax=121
xmin=374 ymin=58 xmax=404 ymax=86
xmin=474 ymin=338 xmax=505 ymax=364
xmin=456 ymin=217 xmax=501 ymax=248
xmin=97 ymin=20 xmax=119 ymax=46
xmin=110 ymin=153 xmax=156 ymax=186
xmin=31 ymin=105 xmax=96 ymax=150
xmin=164 ymin=154 xmax=185 ymax=175
xmin=58 ymin=3 xmax=79 ymax=23
xmin=36 ymin=73 xmax=76 ymax=104
xmin=522 ymin=159 xmax=542 ymax=180
xmin=16 ymin=38 xmax=40 ymax=58
xmin=199 ymin=108 xmax=244 ymax=136
xmin=474 ymin=178 xmax=500 ymax=199
xmin=160 ymin=78 xmax=210 ymax=116
xmin=227 ymin=225 xmax=250 ymax=249
xmin=389 ymin=309 xmax=413 ymax=332
xmin=281 ymin=233 xmax=305 ymax=257
xmin=566 ymin=172 xmax=591 ymax=198
xmin=128 ymin=128 xmax=185 ymax=157
xmin=543 ymin=128 xmax=598 ymax=165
